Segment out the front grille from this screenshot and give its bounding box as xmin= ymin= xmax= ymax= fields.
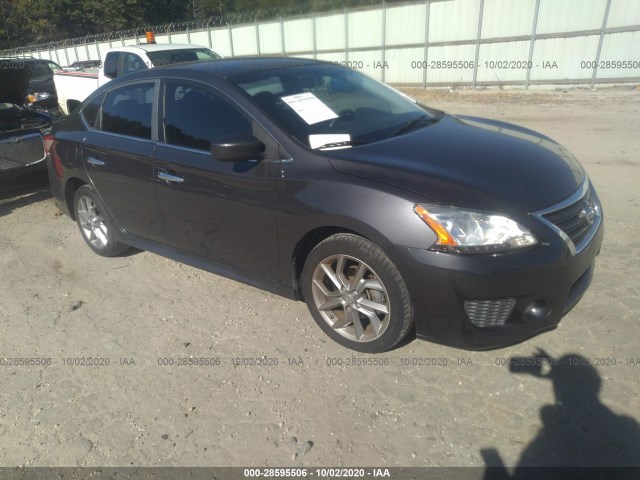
xmin=542 ymin=188 xmax=596 ymax=247
xmin=464 ymin=298 xmax=516 ymax=328
xmin=0 ymin=134 xmax=46 ymax=171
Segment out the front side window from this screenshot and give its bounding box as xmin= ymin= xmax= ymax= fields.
xmin=30 ymin=62 xmax=50 ymax=80
xmin=101 ymin=83 xmax=154 ymax=139
xmin=163 ymin=82 xmax=251 ymax=151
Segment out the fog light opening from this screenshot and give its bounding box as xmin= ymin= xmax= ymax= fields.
xmin=523 ymin=300 xmax=551 ymax=323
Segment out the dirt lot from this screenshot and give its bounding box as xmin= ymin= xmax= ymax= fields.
xmin=0 ymin=87 xmax=639 ymax=470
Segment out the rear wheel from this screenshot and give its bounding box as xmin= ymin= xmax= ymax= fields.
xmin=73 ymin=185 xmax=130 ymax=257
xmin=301 ymin=234 xmax=413 ymax=353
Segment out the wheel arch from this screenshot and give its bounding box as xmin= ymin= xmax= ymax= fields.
xmin=291 ymin=224 xmax=388 ymax=300
xmin=64 ymin=177 xmax=88 ymax=220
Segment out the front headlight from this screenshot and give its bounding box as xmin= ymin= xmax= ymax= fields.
xmin=414 ymin=205 xmax=538 ymax=254
xmin=26 ymin=92 xmax=51 ymax=104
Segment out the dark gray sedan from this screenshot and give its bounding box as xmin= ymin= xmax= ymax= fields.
xmin=46 ymin=58 xmax=603 ymax=352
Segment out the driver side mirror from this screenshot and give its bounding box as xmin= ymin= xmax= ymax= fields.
xmin=210 ymin=135 xmax=265 ymax=162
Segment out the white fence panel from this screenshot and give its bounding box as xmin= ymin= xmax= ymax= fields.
xmin=87 ymin=43 xmax=100 ymax=60
xmin=4 ymin=0 xmax=638 ymax=88
xmin=385 ymin=47 xmax=425 ymax=83
xmin=598 ymin=31 xmax=640 ymax=78
xmin=425 ymin=44 xmax=477 ymax=83
xmin=607 ymin=0 xmax=640 ymax=28
xmin=259 ymin=22 xmax=283 ymax=55
xmin=284 ymin=17 xmax=314 ymax=53
xmin=189 ymin=30 xmax=211 ymax=47
xmin=530 ymin=36 xmax=600 ymax=81
xmin=537 ymin=0 xmax=607 ymax=34
xmin=55 ymin=48 xmax=68 ymax=66
xmin=210 ymin=28 xmax=233 ymax=57
xmin=352 ymin=49 xmax=385 ymax=81
xmin=169 ymin=33 xmax=189 ymax=44
xmin=97 ymin=42 xmax=111 ymax=61
xmin=348 ymin=9 xmax=384 ymax=49
xmin=154 ymin=34 xmax=170 ymax=44
xmin=231 ymin=25 xmax=258 ymax=56
xmin=315 ymin=13 xmax=346 ymax=51
xmin=477 ymin=40 xmax=530 ymax=83
xmin=482 ymin=0 xmax=536 ymax=39
xmin=385 ymin=3 xmax=426 ymax=46
xmin=429 ymin=0 xmax=482 ymax=43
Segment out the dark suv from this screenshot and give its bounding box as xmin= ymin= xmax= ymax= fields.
xmin=0 ymin=57 xmax=63 ymax=117
xmin=0 ymin=58 xmax=57 ymax=188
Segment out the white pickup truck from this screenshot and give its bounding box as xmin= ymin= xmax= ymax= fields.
xmin=54 ymin=42 xmax=221 ymax=114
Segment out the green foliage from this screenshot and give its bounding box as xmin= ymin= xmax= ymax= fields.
xmin=0 ymin=0 xmax=391 ymax=52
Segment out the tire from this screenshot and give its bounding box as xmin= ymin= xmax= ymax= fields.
xmin=301 ymin=233 xmax=413 ymax=353
xmin=73 ymin=185 xmax=130 ymax=257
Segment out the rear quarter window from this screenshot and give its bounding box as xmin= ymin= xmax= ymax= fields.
xmin=101 ymin=83 xmax=154 ymax=139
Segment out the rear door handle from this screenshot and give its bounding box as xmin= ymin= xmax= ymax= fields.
xmin=87 ymin=156 xmax=105 ymax=166
xmin=157 ymin=171 xmax=184 ymax=183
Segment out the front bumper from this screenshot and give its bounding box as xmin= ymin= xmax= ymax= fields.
xmin=394 ymin=215 xmax=604 ymax=350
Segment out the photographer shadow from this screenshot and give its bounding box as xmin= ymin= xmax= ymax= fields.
xmin=482 ymin=350 xmax=640 ymax=480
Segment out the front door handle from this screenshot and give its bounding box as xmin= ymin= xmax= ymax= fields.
xmin=87 ymin=156 xmax=105 ymax=166
xmin=157 ymin=171 xmax=184 ymax=183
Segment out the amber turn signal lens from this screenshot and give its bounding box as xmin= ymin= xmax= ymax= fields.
xmin=414 ymin=205 xmax=458 ymax=246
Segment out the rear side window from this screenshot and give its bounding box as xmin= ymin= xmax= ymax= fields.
xmin=163 ymin=82 xmax=251 ymax=151
xmin=101 ymin=83 xmax=154 ymax=139
xmin=30 ymin=62 xmax=50 ymax=80
xmin=122 ymin=53 xmax=148 ymax=76
xmin=103 ymin=52 xmax=120 ymax=79
xmin=81 ymin=93 xmax=104 ymax=128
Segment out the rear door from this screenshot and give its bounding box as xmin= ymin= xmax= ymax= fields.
xmin=153 ymin=80 xmax=281 ymax=279
xmin=82 ymin=80 xmax=165 ymax=242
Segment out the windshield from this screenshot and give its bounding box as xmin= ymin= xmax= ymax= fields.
xmin=230 ymin=64 xmax=439 ymax=149
xmin=146 ymin=48 xmax=221 ymax=67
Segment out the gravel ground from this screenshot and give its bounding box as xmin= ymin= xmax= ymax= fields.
xmin=0 ymin=87 xmax=638 ymax=469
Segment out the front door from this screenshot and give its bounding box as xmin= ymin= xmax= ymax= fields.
xmin=153 ymin=81 xmax=280 ymax=279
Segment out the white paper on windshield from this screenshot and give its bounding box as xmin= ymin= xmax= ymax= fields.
xmin=309 ymin=134 xmax=351 ymax=150
xmin=281 ymin=92 xmax=338 ymax=125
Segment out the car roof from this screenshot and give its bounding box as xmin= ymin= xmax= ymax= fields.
xmin=0 ymin=57 xmax=55 ymax=63
xmin=152 ymin=57 xmax=323 ymax=79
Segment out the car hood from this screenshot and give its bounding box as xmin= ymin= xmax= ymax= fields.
xmin=0 ymin=61 xmax=32 ymax=106
xmin=328 ymin=114 xmax=585 ymax=214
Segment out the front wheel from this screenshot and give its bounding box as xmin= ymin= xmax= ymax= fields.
xmin=73 ymin=185 xmax=130 ymax=257
xmin=301 ymin=234 xmax=413 ymax=353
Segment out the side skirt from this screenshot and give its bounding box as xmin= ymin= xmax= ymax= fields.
xmin=120 ymin=232 xmax=297 ymax=301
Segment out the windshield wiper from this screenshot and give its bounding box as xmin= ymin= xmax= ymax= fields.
xmin=390 ymin=115 xmax=434 ymax=138
xmin=314 ymin=139 xmax=370 ymax=150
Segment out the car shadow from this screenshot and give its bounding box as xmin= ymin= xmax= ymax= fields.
xmin=481 ymin=350 xmax=640 ymax=480
xmin=0 ymin=183 xmax=52 ymax=218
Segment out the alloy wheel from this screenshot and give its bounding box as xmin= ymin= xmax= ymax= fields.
xmin=76 ymin=195 xmax=108 ymax=249
xmin=310 ymin=254 xmax=390 ymax=342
